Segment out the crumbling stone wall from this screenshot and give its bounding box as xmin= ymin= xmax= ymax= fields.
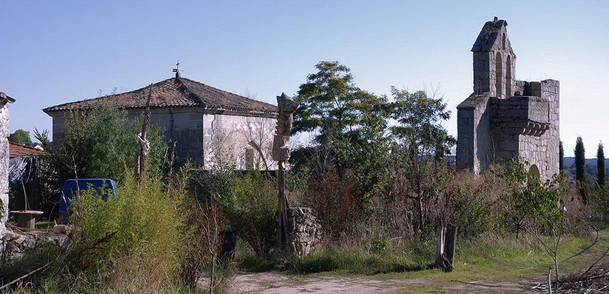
xmin=1 ymin=102 xmax=9 ymax=239
xmin=287 ymin=207 xmax=321 ymax=256
xmin=457 ymin=18 xmax=560 ymax=181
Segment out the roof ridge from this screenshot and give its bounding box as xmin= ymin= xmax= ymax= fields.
xmin=43 ymin=76 xmax=278 ymax=115
xmin=43 ymin=78 xmax=176 ymax=113
xmin=174 ymin=78 xmax=207 ymax=107
xmin=180 ymin=77 xmax=276 ymax=108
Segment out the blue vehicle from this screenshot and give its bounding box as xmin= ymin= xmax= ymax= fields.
xmin=58 ymin=179 xmax=117 ymax=223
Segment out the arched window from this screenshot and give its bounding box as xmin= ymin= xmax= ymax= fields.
xmin=495 ymin=52 xmax=502 ymax=98
xmin=502 ymin=34 xmax=506 ymax=49
xmin=528 ymin=164 xmax=540 ymax=178
xmin=506 ymin=55 xmax=512 ymax=97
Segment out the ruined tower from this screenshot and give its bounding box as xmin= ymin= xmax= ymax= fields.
xmin=457 ymin=18 xmax=560 ymax=181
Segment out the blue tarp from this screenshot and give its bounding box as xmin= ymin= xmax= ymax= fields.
xmin=59 ymin=179 xmax=117 ymax=221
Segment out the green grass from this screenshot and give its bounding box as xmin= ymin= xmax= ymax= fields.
xmin=236 ymin=230 xmax=609 ymax=293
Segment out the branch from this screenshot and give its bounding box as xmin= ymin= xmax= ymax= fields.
xmin=0 ymin=262 xmax=50 ymax=291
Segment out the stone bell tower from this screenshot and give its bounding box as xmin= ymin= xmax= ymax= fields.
xmin=472 ymin=17 xmax=516 ymax=99
xmin=457 ymin=18 xmax=560 ymax=181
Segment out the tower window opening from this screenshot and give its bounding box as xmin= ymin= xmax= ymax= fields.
xmin=495 ymin=52 xmax=502 ymax=98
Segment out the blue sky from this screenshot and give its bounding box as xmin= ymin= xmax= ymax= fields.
xmin=1 ymin=0 xmax=608 ymax=156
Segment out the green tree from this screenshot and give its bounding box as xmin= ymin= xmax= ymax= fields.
xmin=575 ymin=137 xmax=586 ymax=183
xmin=33 ymin=128 xmax=52 ymax=151
xmin=559 ymin=141 xmax=564 ymax=172
xmin=389 ymin=88 xmax=455 ymax=160
xmin=48 ymin=106 xmax=166 ymax=185
xmin=8 ymin=129 xmax=33 ymax=146
xmin=504 ymin=159 xmax=565 ymax=239
xmin=598 ymin=143 xmax=605 ymax=187
xmin=387 ymin=88 xmax=455 ymax=235
xmin=292 ymin=61 xmax=391 ymax=200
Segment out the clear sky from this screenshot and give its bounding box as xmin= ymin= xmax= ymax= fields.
xmin=1 ymin=0 xmax=608 ymax=156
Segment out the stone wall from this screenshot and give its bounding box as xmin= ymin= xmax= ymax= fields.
xmin=131 ymin=109 xmax=204 ymax=164
xmin=50 ymin=109 xmax=277 ymax=170
xmin=456 ymin=93 xmax=493 ymax=173
xmin=517 ymin=80 xmax=559 ymax=181
xmin=287 ymin=207 xmax=321 ymax=256
xmin=1 ymin=102 xmax=9 ymax=240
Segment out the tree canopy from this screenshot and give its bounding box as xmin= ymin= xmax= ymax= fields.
xmin=575 ymin=137 xmax=586 ymax=183
xmin=9 ymin=129 xmax=33 ymax=147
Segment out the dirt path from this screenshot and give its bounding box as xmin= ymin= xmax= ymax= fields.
xmin=200 ymin=272 xmax=536 ymax=293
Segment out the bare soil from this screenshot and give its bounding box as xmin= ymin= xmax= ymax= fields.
xmin=200 ymin=272 xmax=538 ymax=293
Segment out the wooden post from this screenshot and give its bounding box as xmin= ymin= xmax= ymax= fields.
xmin=445 ymin=224 xmax=457 ymax=271
xmin=436 ymin=223 xmax=458 ymax=272
xmin=277 ymin=161 xmax=289 ymax=249
xmin=136 ymin=86 xmax=152 ymax=181
xmin=436 ymin=226 xmax=445 ymax=267
xmin=272 ymin=93 xmax=298 ymax=251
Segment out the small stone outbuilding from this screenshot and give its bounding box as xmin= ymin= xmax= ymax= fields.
xmin=456 ymin=18 xmax=560 ymax=181
xmin=44 ymin=74 xmax=278 ymax=170
xmin=1 ymin=91 xmax=15 ymax=240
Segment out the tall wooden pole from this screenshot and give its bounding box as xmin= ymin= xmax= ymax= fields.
xmin=272 ymin=93 xmax=298 ymax=251
xmin=278 ymin=160 xmax=289 ymax=248
xmin=136 ymin=85 xmax=152 ymax=181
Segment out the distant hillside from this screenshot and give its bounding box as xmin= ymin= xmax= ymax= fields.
xmin=445 ymin=156 xmax=608 ymax=182
xmin=563 ymin=157 xmax=608 ymax=182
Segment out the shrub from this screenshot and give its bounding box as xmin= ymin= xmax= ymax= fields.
xmin=64 ymin=168 xmax=189 ymax=292
xmin=224 ymin=171 xmax=277 ymax=257
xmin=437 ymin=167 xmax=509 ymax=238
xmin=47 ymin=106 xmax=166 ymax=186
xmin=502 ymin=160 xmax=565 ymax=237
xmin=306 ymin=169 xmax=362 ymax=239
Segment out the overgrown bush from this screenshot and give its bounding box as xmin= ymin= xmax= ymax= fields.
xmin=306 ymin=169 xmax=362 ymax=239
xmin=437 ymin=167 xmax=509 ymax=238
xmin=61 ymin=168 xmax=190 ymax=292
xmin=224 ymin=171 xmax=277 ymax=257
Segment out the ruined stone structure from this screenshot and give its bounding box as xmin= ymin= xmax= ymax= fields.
xmin=457 ymin=18 xmax=560 ymax=181
xmin=1 ymin=91 xmax=15 ymax=241
xmin=287 ymin=207 xmax=321 ymax=256
xmin=44 ymin=75 xmax=278 ymax=170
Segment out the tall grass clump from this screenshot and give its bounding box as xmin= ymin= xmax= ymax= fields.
xmin=62 ymin=167 xmax=190 ymax=292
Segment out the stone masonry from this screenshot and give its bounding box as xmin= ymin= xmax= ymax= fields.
xmin=287 ymin=207 xmax=321 ymax=256
xmin=1 ymin=92 xmax=14 ymax=241
xmin=44 ymin=76 xmax=278 ymax=170
xmin=457 ymin=18 xmax=560 ymax=181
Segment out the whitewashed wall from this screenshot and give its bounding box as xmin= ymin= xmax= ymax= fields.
xmin=203 ymin=114 xmax=276 ymax=170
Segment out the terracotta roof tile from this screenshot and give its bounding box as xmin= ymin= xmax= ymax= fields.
xmin=9 ymin=142 xmax=47 ymax=158
xmin=43 ymin=77 xmax=277 ymax=115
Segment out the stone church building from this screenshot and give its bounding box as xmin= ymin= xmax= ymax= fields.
xmin=457 ymin=18 xmax=560 ymax=181
xmin=44 ymin=74 xmax=278 ymax=170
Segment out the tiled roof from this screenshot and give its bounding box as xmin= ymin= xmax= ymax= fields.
xmin=9 ymin=142 xmax=47 ymax=158
xmin=43 ymin=77 xmax=277 ymax=116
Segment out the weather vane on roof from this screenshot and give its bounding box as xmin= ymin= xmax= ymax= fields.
xmin=173 ymin=60 xmax=182 ymax=78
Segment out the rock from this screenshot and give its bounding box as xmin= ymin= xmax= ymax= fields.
xmin=1 ymin=227 xmax=69 ymax=261
xmin=53 ymin=224 xmax=71 ymax=235
xmin=287 ymin=207 xmax=321 ymax=256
